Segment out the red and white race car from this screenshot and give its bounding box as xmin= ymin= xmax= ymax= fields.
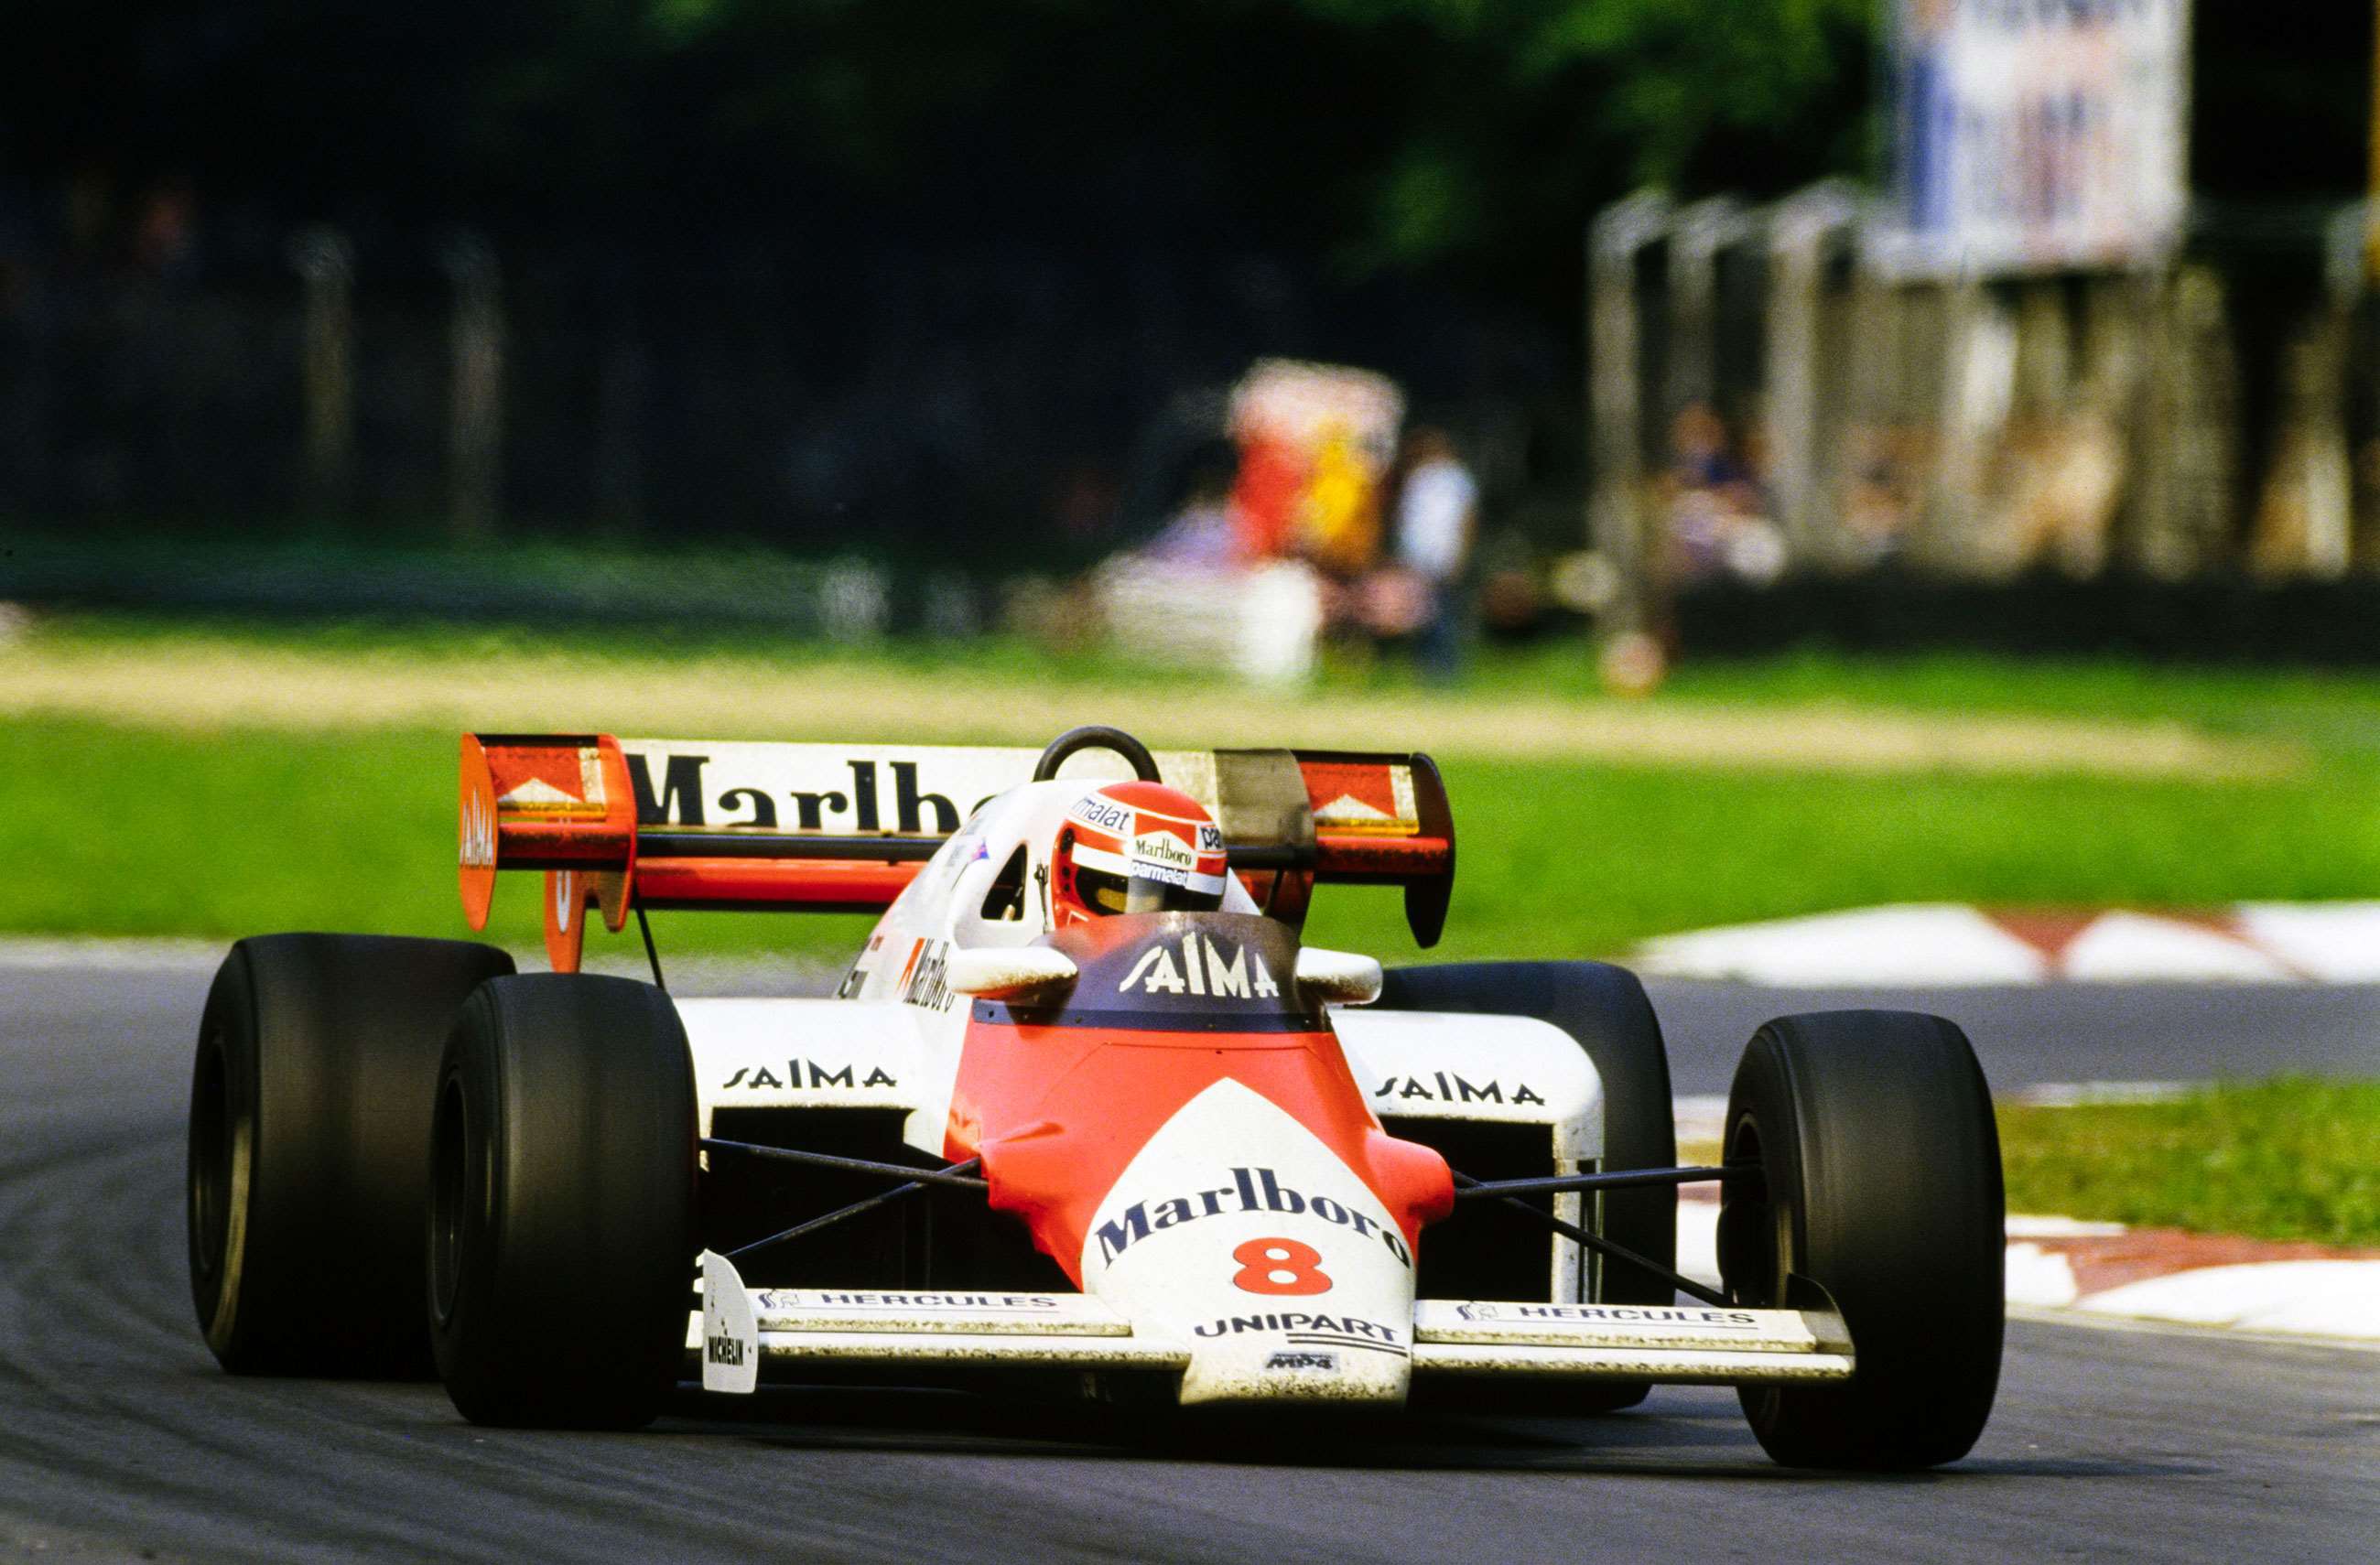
xmin=187 ymin=725 xmax=2005 ymax=1469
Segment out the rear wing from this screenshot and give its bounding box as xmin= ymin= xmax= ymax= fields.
xmin=460 ymin=735 xmax=1454 ymax=969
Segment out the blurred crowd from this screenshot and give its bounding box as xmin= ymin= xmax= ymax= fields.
xmin=1124 ymin=361 xmax=1481 ymax=681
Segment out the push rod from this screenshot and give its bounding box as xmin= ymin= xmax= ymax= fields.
xmin=635 ymin=903 xmax=665 ymax=990
xmin=1453 ymin=1164 xmax=1757 ymax=1201
xmin=1449 ymin=1171 xmax=1733 ymax=1309
xmin=723 ymin=1158 xmax=984 ymax=1264
xmin=701 ymin=1138 xmax=990 ymax=1190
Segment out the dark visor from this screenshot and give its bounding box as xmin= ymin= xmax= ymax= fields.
xmin=1076 ymin=864 xmax=1222 ymax=916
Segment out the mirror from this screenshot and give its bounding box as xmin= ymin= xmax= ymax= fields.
xmin=945 ymin=946 xmax=1080 ymax=1000
xmin=1294 ymin=946 xmax=1382 ymax=1006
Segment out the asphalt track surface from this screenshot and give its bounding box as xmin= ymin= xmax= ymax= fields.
xmin=5 ymin=958 xmax=2376 ymax=1563
xmin=1639 ymin=978 xmax=2380 ymax=1096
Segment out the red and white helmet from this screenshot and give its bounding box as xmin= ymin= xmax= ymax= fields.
xmin=1050 ymin=781 xmax=1229 ymax=928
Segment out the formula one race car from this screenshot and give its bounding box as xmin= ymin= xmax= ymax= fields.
xmin=186 ymin=724 xmax=2005 ymax=1470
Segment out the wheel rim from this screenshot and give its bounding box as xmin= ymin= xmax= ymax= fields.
xmin=1722 ymin=1111 xmax=1795 ymax=1427
xmin=429 ymin=1074 xmax=471 ymax=1324
xmin=1718 ymin=1115 xmax=1786 ymax=1303
xmin=188 ymin=1036 xmax=233 ymax=1284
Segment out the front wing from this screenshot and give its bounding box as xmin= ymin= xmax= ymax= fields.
xmin=692 ymin=1253 xmax=1853 ymax=1393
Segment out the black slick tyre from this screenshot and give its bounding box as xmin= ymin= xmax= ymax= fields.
xmin=188 ymin=934 xmax=514 ymax=1376
xmin=1376 ymin=961 xmax=1677 ymax=1412
xmin=1717 ymin=1009 xmax=2004 ymax=1471
xmin=429 ymin=974 xmax=696 ymax=1430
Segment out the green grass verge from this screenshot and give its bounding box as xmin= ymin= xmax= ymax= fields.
xmin=1998 ymin=1080 xmax=2380 ymax=1247
xmin=8 ymin=714 xmax=2374 ymax=963
xmin=33 ymin=613 xmax=2380 ymax=760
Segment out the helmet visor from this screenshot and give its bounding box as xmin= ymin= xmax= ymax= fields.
xmin=1064 ymin=824 xmax=1228 ymax=919
xmin=1075 ymin=862 xmax=1225 ymax=916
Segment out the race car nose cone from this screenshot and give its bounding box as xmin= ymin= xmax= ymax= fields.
xmin=1077 ymin=1078 xmax=1419 ymax=1407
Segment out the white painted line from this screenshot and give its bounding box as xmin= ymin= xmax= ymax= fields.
xmin=2011 ymin=1081 xmax=2197 ymax=1108
xmin=0 ymin=936 xmax=222 ymax=971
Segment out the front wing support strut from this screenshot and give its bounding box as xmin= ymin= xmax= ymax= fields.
xmin=1449 ymin=1170 xmax=1733 ymax=1310
xmin=721 ymin=1157 xmax=986 ymax=1265
xmin=1453 ymin=1163 xmax=1760 ymax=1201
xmin=702 ymin=1138 xmax=991 ymax=1190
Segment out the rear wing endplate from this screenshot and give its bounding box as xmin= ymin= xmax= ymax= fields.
xmin=460 ymin=735 xmax=1454 ymax=968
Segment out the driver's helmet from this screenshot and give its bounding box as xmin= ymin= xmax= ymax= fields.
xmin=1050 ymin=781 xmax=1229 ymax=927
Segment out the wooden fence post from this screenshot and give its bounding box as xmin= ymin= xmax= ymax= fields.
xmin=1586 ymin=190 xmax=1671 ymax=642
xmin=288 ymin=226 xmax=354 ymax=519
xmin=441 ymin=232 xmax=504 ymax=542
xmin=1765 ymin=182 xmax=1860 ymax=569
xmin=1665 ymin=198 xmax=1745 ymax=420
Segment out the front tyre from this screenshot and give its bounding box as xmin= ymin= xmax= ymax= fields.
xmin=429 ymin=974 xmax=697 ymax=1429
xmin=1717 ymin=1010 xmax=2003 ymax=1470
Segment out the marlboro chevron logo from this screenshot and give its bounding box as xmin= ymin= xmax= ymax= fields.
xmin=488 ymin=745 xmax=608 ymax=819
xmin=1093 ymin=1165 xmax=1412 ymax=1268
xmin=1302 ymin=759 xmax=1418 ymax=836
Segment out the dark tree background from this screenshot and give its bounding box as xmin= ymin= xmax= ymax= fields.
xmin=2 ymin=1 xmax=2371 ymax=554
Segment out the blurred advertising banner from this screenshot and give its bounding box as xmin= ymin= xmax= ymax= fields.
xmin=1877 ymin=0 xmax=2190 ymax=276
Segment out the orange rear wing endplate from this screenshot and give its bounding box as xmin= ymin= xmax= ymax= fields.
xmin=460 ymin=735 xmax=1453 ymax=970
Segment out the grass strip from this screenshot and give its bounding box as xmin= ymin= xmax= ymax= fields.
xmin=1997 ymin=1079 xmax=2380 ymax=1247
xmin=0 ymin=639 xmax=2299 ymax=781
xmin=32 ymin=612 xmax=2380 ymax=745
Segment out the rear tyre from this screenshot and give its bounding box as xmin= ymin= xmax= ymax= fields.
xmin=1376 ymin=961 xmax=1676 ymax=1412
xmin=1717 ymin=1010 xmax=2003 ymax=1470
xmin=188 ymin=934 xmax=514 ymax=1376
xmin=429 ymin=974 xmax=696 ymax=1429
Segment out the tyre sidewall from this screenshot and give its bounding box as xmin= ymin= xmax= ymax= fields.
xmin=430 ymin=974 xmax=697 ymax=1429
xmin=188 ymin=934 xmax=514 ymax=1376
xmin=189 ymin=945 xmax=264 ymax=1363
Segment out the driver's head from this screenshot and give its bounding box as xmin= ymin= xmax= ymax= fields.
xmin=1050 ymin=781 xmax=1228 ymax=928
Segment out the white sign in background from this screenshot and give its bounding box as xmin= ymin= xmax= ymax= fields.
xmin=1882 ymin=0 xmax=2190 ymax=276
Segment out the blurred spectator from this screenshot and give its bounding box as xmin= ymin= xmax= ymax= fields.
xmin=1842 ymin=422 xmax=1924 ymax=564
xmin=1144 ymin=464 xmax=1240 ymax=568
xmin=1295 ymin=419 xmax=1382 ymax=577
xmin=1992 ymin=405 xmax=2123 ymax=578
xmin=1229 ymin=428 xmax=1304 ymax=559
xmin=1661 ymin=401 xmax=1785 ymax=584
xmin=1390 ymin=425 xmax=1477 ymax=681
